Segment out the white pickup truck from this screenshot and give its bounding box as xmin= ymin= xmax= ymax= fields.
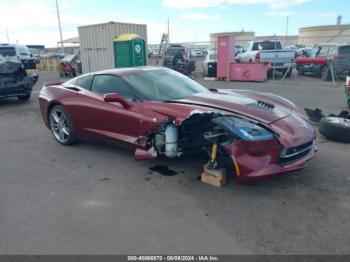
xmin=235 ymin=40 xmax=296 ymax=77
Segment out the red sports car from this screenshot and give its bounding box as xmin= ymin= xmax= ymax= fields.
xmin=39 ymin=67 xmax=316 ymax=183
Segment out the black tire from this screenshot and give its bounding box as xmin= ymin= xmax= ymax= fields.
xmin=48 ymin=105 xmax=76 ymax=145
xmin=319 ymin=117 xmax=350 ymax=143
xmin=321 ymin=65 xmax=330 ymax=81
xmin=297 ymin=68 xmax=304 ymax=76
xmin=18 ymin=92 xmax=31 ymax=101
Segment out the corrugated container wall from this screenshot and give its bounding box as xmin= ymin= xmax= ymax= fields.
xmin=78 ymin=22 xmax=147 ymax=73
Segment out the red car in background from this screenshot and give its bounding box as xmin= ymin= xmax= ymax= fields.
xmin=39 ymin=67 xmax=316 ymax=183
xmin=296 ymin=44 xmax=350 ymax=80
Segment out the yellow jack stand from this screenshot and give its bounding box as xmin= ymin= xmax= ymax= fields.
xmin=201 ymin=143 xmax=227 ymax=187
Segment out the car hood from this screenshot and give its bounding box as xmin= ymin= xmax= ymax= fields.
xmin=0 ymin=59 xmax=22 ymax=75
xmin=166 ymin=91 xmax=292 ymax=124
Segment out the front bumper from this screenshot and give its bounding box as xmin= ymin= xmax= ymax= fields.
xmin=224 ymin=139 xmax=316 ymax=183
xmin=0 ymin=75 xmax=36 ymax=98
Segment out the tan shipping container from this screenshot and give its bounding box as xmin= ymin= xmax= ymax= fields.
xmin=78 ymin=21 xmax=147 ymax=73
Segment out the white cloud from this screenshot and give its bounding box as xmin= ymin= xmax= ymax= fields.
xmin=163 ymin=0 xmax=310 ymax=9
xmin=180 ymin=13 xmax=219 ymax=20
xmin=268 ymin=11 xmax=338 ymax=19
xmin=267 ymin=11 xmax=295 ymax=16
xmin=0 ymin=0 xmax=172 ymax=47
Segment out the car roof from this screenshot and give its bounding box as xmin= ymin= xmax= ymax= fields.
xmin=94 ymin=66 xmax=166 ymax=76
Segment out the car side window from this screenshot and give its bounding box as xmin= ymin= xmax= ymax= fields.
xmin=91 ymin=75 xmax=135 ymax=100
xmin=76 ymin=75 xmax=93 ymax=90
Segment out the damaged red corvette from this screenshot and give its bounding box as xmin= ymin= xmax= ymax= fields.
xmin=39 ymin=67 xmax=316 ymax=183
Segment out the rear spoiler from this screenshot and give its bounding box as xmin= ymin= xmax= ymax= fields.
xmin=44 ymin=79 xmax=68 ymax=86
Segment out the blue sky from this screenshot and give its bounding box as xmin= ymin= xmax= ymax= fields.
xmin=0 ymin=0 xmax=348 ymax=47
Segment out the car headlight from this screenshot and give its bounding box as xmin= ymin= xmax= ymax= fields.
xmin=213 ymin=116 xmax=274 ymax=141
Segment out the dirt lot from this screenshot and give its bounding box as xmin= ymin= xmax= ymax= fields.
xmin=0 ymin=70 xmax=349 ymax=254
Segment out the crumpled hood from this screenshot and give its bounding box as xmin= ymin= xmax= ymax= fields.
xmin=168 ymin=91 xmax=292 ymax=124
xmin=0 ymin=59 xmax=22 ymax=75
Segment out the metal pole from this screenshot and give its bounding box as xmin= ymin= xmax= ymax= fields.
xmin=55 ymin=0 xmax=64 ymax=55
xmin=5 ymin=27 xmax=10 ymax=43
xmin=285 ymin=16 xmax=289 ymax=37
xmin=273 ymin=34 xmax=276 ymax=80
xmin=167 ymin=18 xmax=170 ymax=44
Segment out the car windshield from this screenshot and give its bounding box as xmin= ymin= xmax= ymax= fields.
xmin=122 ymin=69 xmax=210 ymax=101
xmin=18 ymin=46 xmax=30 ymax=56
xmin=0 ymin=47 xmax=16 ymax=57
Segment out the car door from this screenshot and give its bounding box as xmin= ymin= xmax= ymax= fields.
xmin=66 ymin=74 xmax=143 ymax=150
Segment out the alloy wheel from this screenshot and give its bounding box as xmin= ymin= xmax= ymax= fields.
xmin=50 ymin=109 xmax=70 ymax=143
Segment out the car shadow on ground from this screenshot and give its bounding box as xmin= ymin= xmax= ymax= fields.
xmin=72 ymin=139 xmax=312 ymax=192
xmin=0 ymin=97 xmax=31 ymax=108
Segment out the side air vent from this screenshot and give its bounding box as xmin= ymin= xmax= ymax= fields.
xmin=255 ymin=101 xmax=274 ymax=110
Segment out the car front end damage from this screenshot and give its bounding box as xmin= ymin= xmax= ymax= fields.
xmin=0 ymin=58 xmax=38 ymax=99
xmin=135 ymin=108 xmax=317 ymax=183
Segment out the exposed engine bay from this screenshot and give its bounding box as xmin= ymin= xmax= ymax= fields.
xmin=147 ymin=111 xmax=273 ymax=171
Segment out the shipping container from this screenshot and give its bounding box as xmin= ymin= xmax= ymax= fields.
xmin=78 ymin=21 xmax=147 ymax=73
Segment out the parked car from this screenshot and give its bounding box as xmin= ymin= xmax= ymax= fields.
xmin=163 ymin=45 xmax=195 ymax=75
xmin=39 ymin=66 xmax=316 ymax=183
xmin=296 ymin=43 xmax=350 ymax=80
xmin=0 ymin=55 xmax=38 ymax=100
xmin=163 ymin=44 xmax=187 ymax=68
xmin=0 ymin=44 xmax=36 ymax=69
xmin=202 ymin=49 xmax=217 ymax=77
xmin=235 ymin=40 xmax=296 ymax=77
xmin=190 ymin=49 xmax=204 ymax=57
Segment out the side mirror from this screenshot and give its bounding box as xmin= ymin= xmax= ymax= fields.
xmin=104 ymin=93 xmax=131 ymax=108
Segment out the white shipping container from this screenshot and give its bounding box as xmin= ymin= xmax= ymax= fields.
xmin=78 ymin=21 xmax=147 ymax=73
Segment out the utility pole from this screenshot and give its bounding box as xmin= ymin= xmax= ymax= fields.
xmin=5 ymin=27 xmax=10 ymax=43
xmin=167 ymin=18 xmax=170 ymax=44
xmin=55 ymin=0 xmax=64 ymax=54
xmin=285 ymin=16 xmax=289 ymax=37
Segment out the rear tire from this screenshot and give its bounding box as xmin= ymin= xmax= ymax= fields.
xmin=319 ymin=117 xmax=350 ymax=143
xmin=49 ymin=105 xmax=76 ymax=145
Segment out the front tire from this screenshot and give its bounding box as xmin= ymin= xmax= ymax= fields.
xmin=18 ymin=92 xmax=31 ymax=101
xmin=49 ymin=105 xmax=76 ymax=145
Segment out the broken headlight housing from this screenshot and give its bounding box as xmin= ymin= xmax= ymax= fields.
xmin=213 ymin=116 xmax=274 ymax=141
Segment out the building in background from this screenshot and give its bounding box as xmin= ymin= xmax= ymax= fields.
xmin=209 ymin=31 xmax=255 ymax=48
xmin=78 ymin=21 xmax=147 ymax=73
xmin=254 ymin=35 xmax=299 ymax=47
xmin=299 ymin=24 xmax=350 ymax=46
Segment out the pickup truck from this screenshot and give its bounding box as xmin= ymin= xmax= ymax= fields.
xmin=235 ymin=40 xmax=296 ymax=77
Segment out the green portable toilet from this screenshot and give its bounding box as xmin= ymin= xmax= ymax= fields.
xmin=113 ymin=33 xmax=147 ymax=68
